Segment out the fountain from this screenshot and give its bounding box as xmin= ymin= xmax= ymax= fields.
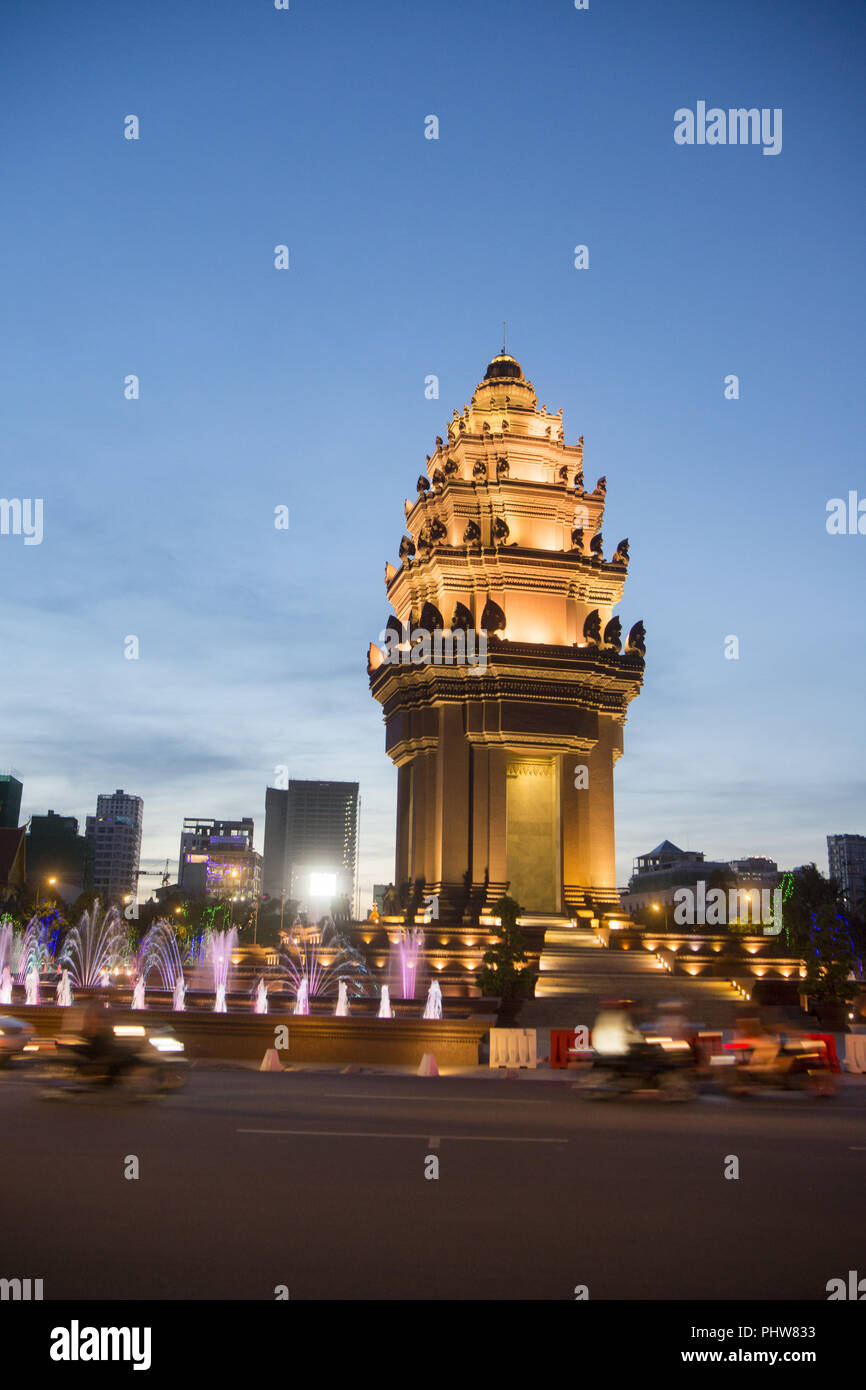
xmin=14 ymin=916 xmax=46 ymax=984
xmin=335 ymin=980 xmax=349 ymax=1016
xmin=378 ymin=985 xmax=393 ymax=1019
xmin=56 ymin=968 xmax=73 ymax=1007
xmin=422 ymin=979 xmax=442 ymax=1020
xmin=132 ymin=978 xmax=146 ymax=1009
xmin=25 ymin=965 xmax=40 ymax=1006
xmin=61 ymin=902 xmax=125 ymax=988
xmin=0 ymin=921 xmax=13 ymax=1003
xmin=392 ymin=925 xmax=425 ymax=1001
xmin=293 ymin=977 xmax=310 ymax=1016
xmin=280 ymin=918 xmax=372 ymax=1013
xmin=0 ymin=918 xmax=12 ymax=979
xmin=140 ymin=920 xmax=185 ymax=1003
xmin=172 ymin=975 xmax=186 ymax=1012
xmin=254 ymin=977 xmax=268 ymax=1014
xmin=209 ymin=928 xmax=237 ymax=1013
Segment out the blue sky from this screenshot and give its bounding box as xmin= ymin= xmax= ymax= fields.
xmin=1 ymin=0 xmax=864 ymax=900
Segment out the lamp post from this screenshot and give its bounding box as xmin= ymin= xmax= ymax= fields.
xmin=227 ymin=869 xmax=239 ymax=928
xmin=38 ymin=877 xmax=57 ymax=948
xmin=252 ymin=891 xmax=260 ymax=946
xmin=651 ymin=901 xmax=670 ymax=931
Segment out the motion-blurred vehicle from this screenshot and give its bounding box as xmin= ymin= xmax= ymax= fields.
xmin=0 ymin=1014 xmax=35 ymax=1065
xmin=575 ymin=1037 xmax=698 ymax=1102
xmin=37 ymin=1022 xmax=189 ymax=1100
xmin=711 ymin=1034 xmax=836 ymax=1097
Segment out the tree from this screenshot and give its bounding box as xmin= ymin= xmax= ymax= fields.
xmin=66 ymin=890 xmax=103 ymax=922
xmin=477 ymin=895 xmax=536 ymax=1002
xmin=800 ymin=903 xmax=860 ymax=1004
xmin=256 ymin=896 xmax=299 ymax=948
xmin=845 ymin=880 xmax=866 ymax=967
xmin=782 ymin=863 xmax=842 ymax=952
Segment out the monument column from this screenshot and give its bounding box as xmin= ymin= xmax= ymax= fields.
xmin=435 ymin=704 xmax=471 ymax=914
xmin=586 ymin=716 xmax=620 ymax=900
xmin=469 ymin=742 xmax=490 ymax=905
xmin=394 ymin=761 xmax=413 ymax=886
xmin=486 ymin=746 xmax=509 ymax=906
xmin=561 ymin=750 xmax=585 ymax=911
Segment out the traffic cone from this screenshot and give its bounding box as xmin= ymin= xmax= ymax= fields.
xmin=260 ymin=1048 xmax=282 ymax=1072
xmin=417 ymin=1052 xmax=439 ymax=1077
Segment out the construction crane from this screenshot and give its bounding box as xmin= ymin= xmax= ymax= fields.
xmin=135 ymin=858 xmax=171 ymax=887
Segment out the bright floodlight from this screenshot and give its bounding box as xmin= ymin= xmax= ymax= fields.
xmin=309 ymin=872 xmax=337 ymax=898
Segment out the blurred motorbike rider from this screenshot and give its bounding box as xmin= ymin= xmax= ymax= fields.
xmin=74 ymin=1000 xmax=133 ymax=1085
xmin=739 ymin=1016 xmax=781 ymax=1075
xmin=591 ymin=999 xmax=645 ymax=1056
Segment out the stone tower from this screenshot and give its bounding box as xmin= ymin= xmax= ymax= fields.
xmin=368 ymin=351 xmax=645 ymax=926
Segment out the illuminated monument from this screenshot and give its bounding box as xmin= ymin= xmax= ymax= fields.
xmin=368 ymin=351 xmax=645 ymax=929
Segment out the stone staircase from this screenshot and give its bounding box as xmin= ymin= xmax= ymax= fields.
xmin=525 ymin=922 xmax=739 ymax=1030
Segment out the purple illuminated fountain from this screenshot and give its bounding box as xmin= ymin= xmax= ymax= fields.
xmin=15 ymin=916 xmax=46 ymax=985
xmin=422 ymin=979 xmax=442 ymax=1020
xmin=140 ymin=920 xmax=185 ymax=1004
xmin=56 ymin=968 xmax=73 ymax=1007
xmin=24 ymin=966 xmax=40 ymax=1005
xmin=0 ymin=920 xmax=12 ymax=1002
xmin=391 ymin=926 xmax=425 ymax=1000
xmin=254 ymin=977 xmax=268 ymax=1014
xmin=61 ymin=902 xmax=125 ymax=989
xmin=209 ymin=929 xmax=237 ymax=1012
xmin=293 ymin=977 xmax=310 ymax=1015
xmin=280 ymin=918 xmax=372 ymax=1013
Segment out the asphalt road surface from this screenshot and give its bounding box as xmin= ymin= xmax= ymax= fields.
xmin=1 ymin=1067 xmax=862 ymax=1300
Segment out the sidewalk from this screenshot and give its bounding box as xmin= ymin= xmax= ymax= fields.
xmin=193 ymin=1057 xmax=866 ymax=1084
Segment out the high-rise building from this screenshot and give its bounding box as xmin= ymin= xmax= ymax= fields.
xmin=0 ymin=826 xmax=26 ymax=909
xmin=26 ymin=810 xmax=86 ymax=897
xmin=368 ymin=349 xmax=645 ymax=922
xmin=0 ymin=774 xmax=23 ymax=828
xmin=827 ymin=833 xmax=866 ymax=912
xmin=84 ymin=789 xmax=143 ymax=904
xmin=263 ymin=782 xmax=359 ymax=909
xmin=178 ymin=817 xmax=262 ymax=903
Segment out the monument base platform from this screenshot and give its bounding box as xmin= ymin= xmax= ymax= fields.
xmin=2 ymin=1005 xmax=488 ymax=1068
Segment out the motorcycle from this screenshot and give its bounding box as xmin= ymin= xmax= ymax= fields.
xmin=36 ymin=1023 xmax=189 ymax=1100
xmin=710 ymin=1035 xmax=836 ymax=1097
xmin=574 ymin=1038 xmax=698 ymax=1102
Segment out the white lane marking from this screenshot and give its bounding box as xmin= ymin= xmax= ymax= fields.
xmin=320 ymin=1093 xmax=553 ymax=1104
xmin=237 ymin=1128 xmax=567 ymax=1144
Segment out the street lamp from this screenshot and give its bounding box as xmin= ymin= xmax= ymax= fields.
xmin=41 ymin=875 xmax=57 ymax=915
xmin=651 ymin=901 xmax=670 ymax=930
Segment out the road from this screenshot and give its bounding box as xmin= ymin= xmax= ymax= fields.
xmin=1 ymin=1066 xmax=862 ymax=1300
